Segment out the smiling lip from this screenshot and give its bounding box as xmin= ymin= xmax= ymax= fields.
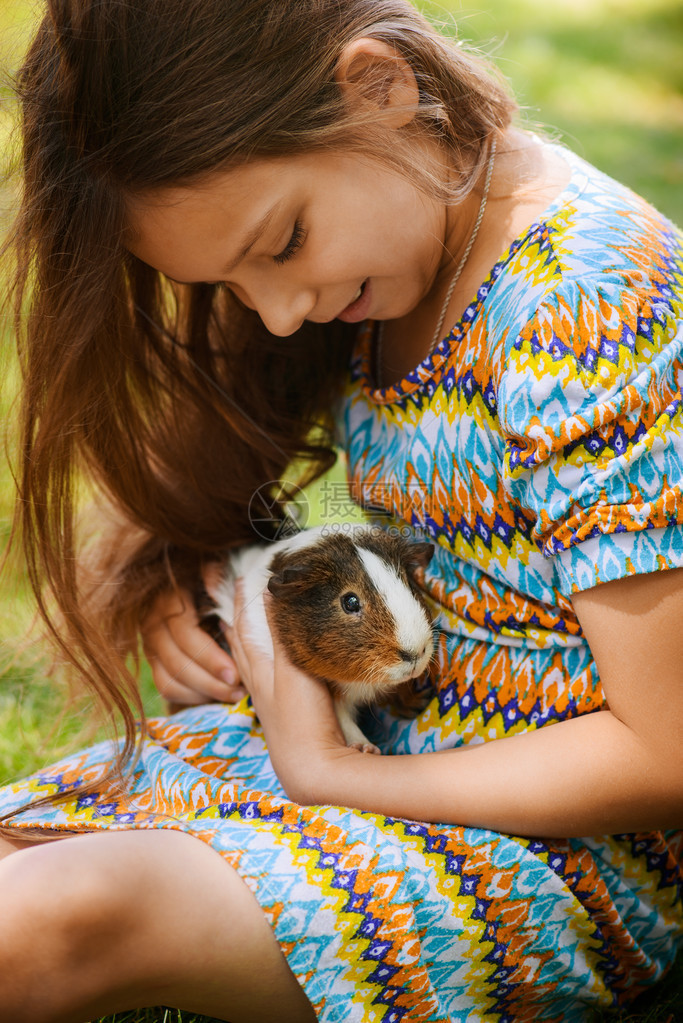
xmin=337 ymin=280 xmax=372 ymax=323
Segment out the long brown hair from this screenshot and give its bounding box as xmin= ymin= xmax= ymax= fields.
xmin=2 ymin=0 xmax=516 ymax=796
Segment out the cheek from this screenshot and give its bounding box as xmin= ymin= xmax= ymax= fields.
xmin=401 ymin=194 xmax=445 ymax=263
xmin=377 ymin=210 xmax=440 ymax=280
xmin=308 ymin=224 xmax=358 ymax=277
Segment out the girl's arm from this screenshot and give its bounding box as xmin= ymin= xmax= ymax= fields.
xmin=229 ymin=569 xmax=683 ymax=837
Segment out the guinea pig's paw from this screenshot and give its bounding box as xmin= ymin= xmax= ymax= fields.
xmin=349 ymin=740 xmax=382 ymax=755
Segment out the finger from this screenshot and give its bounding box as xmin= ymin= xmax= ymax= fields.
xmin=229 ymin=582 xmax=269 ymax=657
xmin=164 ymin=606 xmax=239 ymax=685
xmin=222 ymin=586 xmax=277 ymax=700
xmin=145 ymin=590 xmax=239 ymax=685
xmin=145 ymin=587 xmax=193 ymax=629
xmin=144 ymin=631 xmax=244 ymax=703
xmin=220 ymin=624 xmax=251 ymax=694
xmin=202 ymin=561 xmax=224 ymax=603
xmin=231 ymin=579 xmax=269 ymax=632
xmin=150 ymin=660 xmax=208 ymax=706
xmin=151 ymin=658 xmax=247 ymax=707
xmin=224 ymin=582 xmax=249 ymax=665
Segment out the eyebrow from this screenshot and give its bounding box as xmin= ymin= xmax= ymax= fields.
xmin=156 ymin=199 xmax=285 ymax=286
xmin=219 ymin=199 xmax=284 ymax=277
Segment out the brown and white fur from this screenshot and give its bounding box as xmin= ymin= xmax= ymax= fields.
xmin=212 ymin=524 xmax=435 ymax=752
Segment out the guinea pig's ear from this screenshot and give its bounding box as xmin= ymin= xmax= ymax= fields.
xmin=267 ymin=566 xmax=309 ymax=598
xmin=403 ymin=541 xmax=435 ymax=574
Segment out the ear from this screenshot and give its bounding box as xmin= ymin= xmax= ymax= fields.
xmin=267 ymin=566 xmax=310 ymax=599
xmin=334 ymin=37 xmax=419 ymax=129
xmin=403 ymin=541 xmax=435 ymax=575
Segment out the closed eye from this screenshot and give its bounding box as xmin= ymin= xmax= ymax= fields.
xmin=273 ymin=219 xmax=305 ymax=265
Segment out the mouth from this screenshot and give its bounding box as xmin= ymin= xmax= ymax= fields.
xmin=336 ymin=279 xmax=372 ymax=323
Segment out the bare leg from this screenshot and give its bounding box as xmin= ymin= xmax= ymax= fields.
xmin=0 ymin=829 xmax=317 ymax=1023
xmin=0 ymin=833 xmax=69 ymax=863
xmin=0 ymin=834 xmax=28 ymax=860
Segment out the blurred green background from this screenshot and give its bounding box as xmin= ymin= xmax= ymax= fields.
xmin=1 ymin=0 xmax=682 ymax=772
xmin=424 ymin=0 xmax=683 ymax=222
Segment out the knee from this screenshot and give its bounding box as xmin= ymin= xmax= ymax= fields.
xmin=0 ymin=840 xmax=133 ymax=1022
xmin=0 ymin=847 xmax=68 ymax=1022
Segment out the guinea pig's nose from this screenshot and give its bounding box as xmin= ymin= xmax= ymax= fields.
xmin=399 ymin=641 xmax=432 ymax=665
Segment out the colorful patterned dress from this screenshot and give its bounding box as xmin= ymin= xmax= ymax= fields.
xmin=2 ymin=144 xmax=683 ymax=1022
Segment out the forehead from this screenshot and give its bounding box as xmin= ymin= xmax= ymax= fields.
xmin=124 ymin=154 xmax=306 ymax=280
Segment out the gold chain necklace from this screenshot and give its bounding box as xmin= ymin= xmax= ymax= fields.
xmin=375 ymin=135 xmax=497 ymax=386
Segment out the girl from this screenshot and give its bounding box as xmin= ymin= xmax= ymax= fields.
xmin=1 ymin=1 xmax=682 ymax=1021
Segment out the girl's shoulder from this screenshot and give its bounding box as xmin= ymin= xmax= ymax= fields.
xmin=520 ymin=139 xmax=682 ymax=290
xmin=490 ymin=143 xmax=682 ymax=430
xmin=487 ymin=139 xmax=682 ymax=358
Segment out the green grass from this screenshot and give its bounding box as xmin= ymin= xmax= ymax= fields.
xmin=596 ymin=960 xmax=683 ymax=1022
xmin=1 ymin=0 xmax=682 ymax=1021
xmin=88 ymin=1013 xmax=227 ymax=1023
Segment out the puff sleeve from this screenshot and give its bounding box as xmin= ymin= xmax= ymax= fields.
xmin=499 ymin=277 xmax=683 ymax=595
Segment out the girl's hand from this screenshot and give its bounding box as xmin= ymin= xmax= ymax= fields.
xmin=225 ymin=584 xmax=354 ymax=800
xmin=142 ymin=587 xmax=245 ymax=706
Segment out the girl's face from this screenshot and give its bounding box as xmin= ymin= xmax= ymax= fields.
xmin=127 ymin=150 xmax=450 ymax=337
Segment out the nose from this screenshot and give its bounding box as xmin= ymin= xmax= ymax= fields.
xmin=398 ymin=643 xmax=431 ymax=663
xmin=247 ymin=281 xmax=317 ymax=337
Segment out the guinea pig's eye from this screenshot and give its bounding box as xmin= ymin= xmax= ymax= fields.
xmin=340 ymin=592 xmax=361 ymax=614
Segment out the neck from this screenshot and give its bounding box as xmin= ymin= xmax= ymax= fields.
xmin=374 ymin=129 xmax=572 ymax=388
xmin=439 ymin=166 xmax=492 ymax=286
xmin=375 ymin=136 xmax=497 ymax=387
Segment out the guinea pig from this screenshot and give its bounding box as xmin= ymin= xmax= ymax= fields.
xmin=212 ymin=524 xmax=435 ymax=753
